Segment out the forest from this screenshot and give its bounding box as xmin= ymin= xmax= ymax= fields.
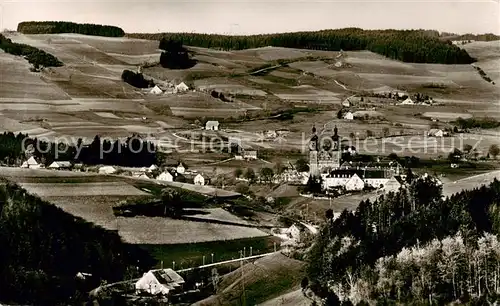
xmin=0 ymin=34 xmax=63 ymax=69
xmin=128 ymin=28 xmax=476 ymax=64
xmin=0 ymin=132 xmax=158 ymax=168
xmin=307 ymin=175 xmax=500 ymax=305
xmin=17 ymin=21 xmax=125 ymax=37
xmin=159 ymin=39 xmax=197 ymax=69
xmin=0 ymin=181 xmax=154 ymax=305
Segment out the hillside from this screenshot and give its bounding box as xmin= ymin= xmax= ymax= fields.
xmin=307 ymin=177 xmax=500 ymax=304
xmin=128 ymin=29 xmax=475 ymax=64
xmin=194 ymin=253 xmax=305 ymax=306
xmin=0 ymin=180 xmax=153 ymax=305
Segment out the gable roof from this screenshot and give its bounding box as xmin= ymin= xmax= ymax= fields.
xmin=49 ymin=161 xmax=72 ymax=168
xmin=176 ymin=82 xmax=189 ymax=90
xmin=27 ymin=156 xmax=39 ymax=165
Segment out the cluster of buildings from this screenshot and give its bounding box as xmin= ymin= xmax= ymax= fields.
xmin=154 ymin=162 xmax=209 ymax=186
xmin=308 ymin=125 xmax=406 ymax=192
xmin=148 ymin=82 xmax=190 ymax=95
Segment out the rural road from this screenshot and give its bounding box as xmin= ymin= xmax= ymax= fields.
xmin=176 ymin=251 xmax=279 ymax=273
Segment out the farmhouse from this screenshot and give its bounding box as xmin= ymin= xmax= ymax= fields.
xmin=157 ymin=170 xmax=174 ymax=182
xmin=194 ymin=174 xmax=208 ymax=186
xmin=243 ymin=150 xmax=258 ymax=160
xmin=98 ymin=166 xmax=117 ymax=175
xmin=384 ymin=175 xmax=405 ymax=193
xmin=284 ymin=224 xmax=301 ymax=241
xmin=20 ymin=156 xmax=41 ymax=169
xmin=205 ymin=121 xmax=220 ymax=131
xmin=401 ymin=97 xmax=414 ymax=105
xmin=47 ymin=161 xmax=72 ymax=170
xmin=135 ymin=269 xmax=185 ymax=296
xmin=176 ymin=162 xmax=186 ymax=174
xmin=174 ymin=82 xmax=189 ymax=93
xmin=149 ymin=85 xmax=163 ymax=95
xmin=427 ymin=129 xmax=444 ymax=137
xmin=343 ymin=111 xmax=354 ymax=120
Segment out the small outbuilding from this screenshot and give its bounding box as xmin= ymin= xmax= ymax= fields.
xmin=205 ymin=121 xmax=220 ymax=131
xmin=150 ymin=85 xmax=163 ymax=95
xmin=427 ymin=129 xmax=444 ymax=137
xmin=343 ymin=111 xmax=354 ymax=120
xmin=98 ymin=166 xmax=117 ymax=175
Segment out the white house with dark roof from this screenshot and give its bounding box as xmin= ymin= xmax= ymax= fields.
xmin=135 ymin=268 xmax=185 ymax=296
xmin=205 ymin=121 xmax=220 ymax=131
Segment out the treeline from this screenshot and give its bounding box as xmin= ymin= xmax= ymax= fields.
xmin=0 ymin=34 xmax=63 ymax=69
xmin=0 ymin=132 xmax=158 ymax=168
xmin=454 ymin=117 xmax=500 ymax=130
xmin=17 ymin=21 xmax=125 ymax=37
xmin=121 ymin=69 xmax=155 ymax=88
xmin=441 ymin=32 xmax=500 ymax=42
xmin=308 ymin=176 xmax=500 ymax=304
xmin=0 ymin=181 xmax=154 ymax=304
xmin=127 ymin=29 xmax=475 ymax=64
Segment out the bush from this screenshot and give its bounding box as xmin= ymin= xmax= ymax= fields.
xmin=454 ymin=117 xmax=500 ymax=130
xmin=121 ymin=70 xmax=154 ymax=88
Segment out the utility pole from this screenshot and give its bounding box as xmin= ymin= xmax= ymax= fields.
xmin=203 ymin=255 xmax=205 ymax=266
xmin=240 ymin=250 xmax=246 ymax=306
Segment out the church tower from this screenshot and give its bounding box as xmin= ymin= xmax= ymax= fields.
xmin=309 ymin=125 xmax=319 ymax=177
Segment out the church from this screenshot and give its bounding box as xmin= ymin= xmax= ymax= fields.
xmin=308 ymin=125 xmax=342 ymax=177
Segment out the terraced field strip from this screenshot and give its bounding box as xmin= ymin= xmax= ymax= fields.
xmin=20 ymin=181 xmax=148 ymax=197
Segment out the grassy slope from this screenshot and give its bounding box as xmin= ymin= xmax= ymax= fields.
xmin=195 ymin=253 xmax=306 ymax=306
xmin=138 ymin=236 xmax=280 ymax=269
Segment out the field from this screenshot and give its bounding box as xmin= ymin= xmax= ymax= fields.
xmin=442 ymin=170 xmax=500 ymax=197
xmin=116 ymin=216 xmax=268 ymax=244
xmin=195 ymin=253 xmax=305 ymax=306
xmin=3 ymin=168 xmax=268 ymax=247
xmin=139 ymin=236 xmax=280 ymax=269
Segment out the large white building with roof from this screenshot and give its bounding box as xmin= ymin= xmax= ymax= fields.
xmin=135 ymin=269 xmax=185 ymax=296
